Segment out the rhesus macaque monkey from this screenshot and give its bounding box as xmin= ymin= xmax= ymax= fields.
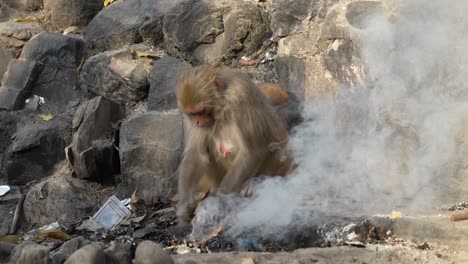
xmin=175 ymin=65 xmax=295 ymax=224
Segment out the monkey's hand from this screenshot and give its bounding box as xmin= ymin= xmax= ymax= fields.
xmin=218 ymin=152 xmax=259 ymax=194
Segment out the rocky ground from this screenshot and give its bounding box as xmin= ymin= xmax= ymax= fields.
xmin=1 ymin=0 xmax=468 ymax=263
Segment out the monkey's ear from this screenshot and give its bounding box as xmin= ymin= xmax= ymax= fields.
xmin=214 ymin=77 xmax=224 ymax=91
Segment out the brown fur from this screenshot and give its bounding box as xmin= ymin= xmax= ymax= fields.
xmin=175 ymin=65 xmax=294 ymax=224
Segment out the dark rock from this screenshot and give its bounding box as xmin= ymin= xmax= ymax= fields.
xmin=19 ymin=0 xmax=43 ymax=11
xmin=0 ymin=1 xmax=19 ymax=22
xmin=270 ymin=0 xmax=330 ymax=37
xmin=0 ymin=33 xmax=85 ymax=113
xmin=67 ymin=96 xmax=125 ymax=180
xmin=3 ymin=117 xmax=71 ymax=185
xmin=147 ymin=56 xmax=189 ymax=111
xmin=20 ymin=32 xmax=86 ymax=69
xmin=104 ymin=242 xmax=132 ymax=264
xmin=86 ymin=0 xmax=174 ymax=51
xmin=9 ymin=241 xmax=50 ymax=264
xmin=52 ymin=237 xmax=90 ymax=264
xmin=346 ymin=1 xmax=384 ymax=29
xmin=119 ymin=110 xmax=182 ymax=202
xmin=23 ymin=165 xmax=98 ymax=226
xmin=0 ymin=59 xmax=40 ymax=110
xmin=164 ymin=0 xmax=223 ymax=53
xmin=0 ymin=38 xmax=11 ymax=80
xmin=80 ymin=46 xmax=153 ymax=102
xmin=44 ymin=0 xmax=102 ymax=28
xmin=0 ymin=242 xmax=15 ymax=262
xmin=134 ymin=241 xmax=174 ymax=264
xmin=64 ymin=244 xmax=106 ymax=264
xmin=132 ymin=227 xmax=152 ymax=239
xmin=139 ymin=16 xmax=165 ymax=46
xmin=275 ymin=55 xmax=306 ymax=101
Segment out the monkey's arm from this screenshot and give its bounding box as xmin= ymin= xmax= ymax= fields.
xmin=218 ymin=149 xmax=261 ymax=194
xmin=176 ymin=152 xmax=205 ymax=224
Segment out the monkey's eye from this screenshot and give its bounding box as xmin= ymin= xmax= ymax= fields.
xmin=190 ymin=109 xmax=207 ymax=116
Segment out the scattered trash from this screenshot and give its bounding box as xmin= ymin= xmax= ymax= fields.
xmin=104 ymin=0 xmax=116 ymax=7
xmin=37 ymin=113 xmax=54 ymax=121
xmin=91 ymin=195 xmax=131 ymax=230
xmin=63 ymin=26 xmax=79 ymax=36
xmin=260 ymin=46 xmax=277 ymax=64
xmin=25 ymin=95 xmax=45 ymax=111
xmin=0 ymin=185 xmax=10 ymax=196
xmin=134 ymin=50 xmax=162 ymax=59
xmin=13 ymin=17 xmax=40 ymax=23
xmin=165 ymin=240 xmax=201 ymax=255
xmin=23 ymin=222 xmax=70 ymax=242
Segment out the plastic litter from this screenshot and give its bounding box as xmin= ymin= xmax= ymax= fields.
xmin=91 ymin=195 xmax=131 ymax=230
xmin=0 ymin=185 xmax=10 ymax=196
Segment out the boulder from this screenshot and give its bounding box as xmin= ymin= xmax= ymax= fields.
xmin=0 ymin=1 xmax=20 ymax=22
xmin=0 ymin=59 xmax=40 ymax=110
xmin=165 ymin=0 xmax=271 ymax=65
xmin=64 ymin=244 xmax=106 ymax=264
xmin=8 ymin=241 xmax=50 ymax=264
xmin=119 ymin=110 xmax=182 ymax=202
xmin=0 ymin=32 xmax=86 ymax=113
xmin=139 ymin=16 xmax=165 ymax=46
xmin=0 ymin=21 xmax=43 ymax=58
xmin=23 ymin=166 xmax=99 ymax=226
xmin=274 ymin=0 xmax=366 ymax=101
xmin=0 ymin=186 xmax=21 ymax=236
xmin=44 ymin=0 xmax=102 ymax=28
xmin=147 ymin=56 xmax=189 ymax=111
xmin=104 ymin=242 xmax=132 ymax=264
xmin=67 ymin=96 xmax=125 ymax=180
xmin=20 ymin=32 xmax=85 ymax=69
xmin=3 ymin=117 xmax=71 ymax=185
xmin=86 ymin=0 xmax=175 ymax=51
xmin=135 ymin=241 xmax=174 ymax=264
xmin=52 ymin=237 xmax=90 ymax=264
xmin=80 ymin=46 xmax=154 ymax=102
xmin=346 ymin=1 xmax=384 ymax=29
xmin=19 ymin=0 xmax=43 ymax=11
xmin=0 ymin=39 xmax=11 ymax=81
xmin=0 ymin=242 xmax=15 ymax=262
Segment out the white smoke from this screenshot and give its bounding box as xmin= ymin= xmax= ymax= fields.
xmin=192 ymin=0 xmax=468 ymax=240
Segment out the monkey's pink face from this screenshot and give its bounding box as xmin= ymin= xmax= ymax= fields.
xmin=185 ymin=104 xmax=212 ymax=128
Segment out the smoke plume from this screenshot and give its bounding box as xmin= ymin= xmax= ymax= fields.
xmin=192 ymin=0 xmax=468 ymax=240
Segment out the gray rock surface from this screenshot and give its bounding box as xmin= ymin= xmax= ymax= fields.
xmin=44 ymin=0 xmax=102 ymax=28
xmin=52 ymin=237 xmax=90 ymax=264
xmin=23 ymin=165 xmax=98 ymax=226
xmin=104 ymin=242 xmax=132 ymax=264
xmin=9 ymin=241 xmax=50 ymax=264
xmin=147 ymin=56 xmax=189 ymax=111
xmin=80 ymin=46 xmax=153 ymax=102
xmin=0 ymin=59 xmax=40 ymax=110
xmin=165 ymin=0 xmax=270 ymax=65
xmin=20 ymin=32 xmax=85 ymax=69
xmin=346 ymin=1 xmax=384 ymax=29
xmin=119 ymin=110 xmax=182 ymax=202
xmin=64 ymin=244 xmax=106 ymax=264
xmin=0 ymin=242 xmax=15 ymax=263
xmin=86 ymin=0 xmax=175 ymax=51
xmin=135 ymin=241 xmax=174 ymax=264
xmin=3 ymin=117 xmax=71 ymax=185
xmin=67 ymin=96 xmax=125 ymax=180
xmin=19 ymin=0 xmax=43 ymax=11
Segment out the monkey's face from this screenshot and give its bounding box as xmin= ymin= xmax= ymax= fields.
xmin=185 ymin=104 xmax=213 ymax=128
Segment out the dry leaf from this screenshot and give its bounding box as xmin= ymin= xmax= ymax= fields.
xmin=0 ymin=235 xmax=21 ymax=244
xmin=14 ymin=17 xmax=39 ymax=23
xmin=37 ymin=229 xmax=70 ymax=241
xmin=131 ymin=215 xmax=146 ymax=223
xmin=104 ymin=0 xmax=116 ymax=7
xmin=37 ymin=113 xmax=54 ymax=121
xmin=390 ymin=210 xmax=401 ymax=220
xmin=135 ymin=51 xmax=160 ymax=58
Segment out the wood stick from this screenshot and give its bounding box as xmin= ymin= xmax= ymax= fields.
xmin=9 ymin=194 xmax=26 ymax=234
xmin=450 ymin=208 xmax=468 ymax=221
